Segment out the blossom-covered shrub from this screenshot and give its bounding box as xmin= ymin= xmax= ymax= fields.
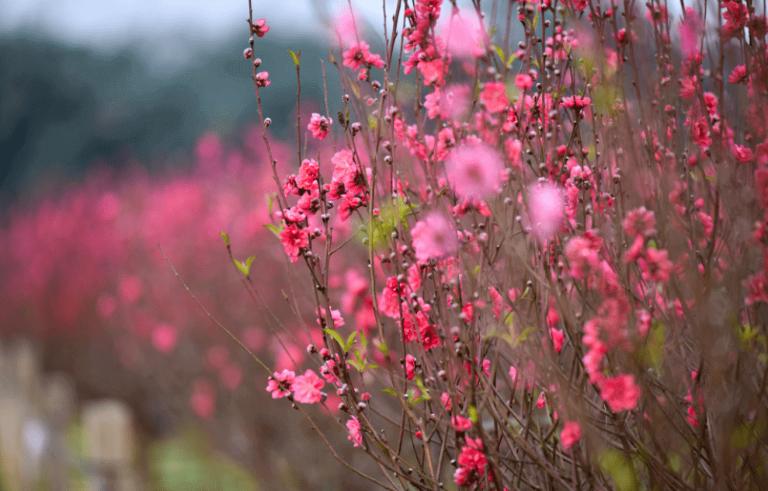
xmin=0 ymin=130 xmax=368 ymax=488
xmin=244 ymin=1 xmax=768 ymax=489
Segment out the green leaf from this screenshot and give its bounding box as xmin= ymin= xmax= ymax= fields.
xmin=468 ymin=405 xmax=479 ymax=424
xmin=374 ymin=338 xmax=389 ymax=356
xmin=220 ymin=231 xmax=231 ymax=247
xmin=641 ymin=321 xmax=666 ymax=371
xmin=323 ymin=328 xmax=346 ymax=351
xmin=288 ymin=49 xmax=301 ymax=66
xmin=492 ymin=44 xmax=505 ymax=63
xmin=264 ymin=223 xmax=283 ymax=238
xmin=382 ymin=387 xmax=398 ymax=398
xmin=345 ymin=331 xmax=359 ymax=352
xmin=233 ymin=256 xmax=255 ymax=278
xmin=598 ymin=449 xmax=638 ymax=491
xmin=415 ymin=377 xmax=431 ymax=401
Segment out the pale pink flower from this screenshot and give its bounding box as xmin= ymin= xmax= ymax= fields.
xmin=251 ymin=18 xmax=270 ymax=38
xmin=266 ymin=369 xmax=296 ymax=399
xmin=424 ymin=84 xmax=470 ymax=120
xmin=307 ymin=113 xmax=332 ymax=140
xmin=411 ymin=212 xmax=458 ymax=262
xmin=441 ymin=10 xmax=488 ymax=58
xmin=445 ymin=141 xmax=504 ymax=199
xmin=292 ymin=369 xmax=325 ymax=404
xmin=346 ymin=416 xmax=363 ymax=447
xmin=527 ymin=182 xmax=564 ymax=242
xmin=560 ymin=421 xmax=582 ymax=450
xmin=255 ymin=71 xmax=271 ymax=88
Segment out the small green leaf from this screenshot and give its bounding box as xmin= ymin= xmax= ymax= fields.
xmin=415 ymin=377 xmax=431 ymax=401
xmin=264 ymin=223 xmax=283 ymax=238
xmin=220 ymin=231 xmax=231 ymax=247
xmin=382 ymin=387 xmax=398 ymax=397
xmin=345 ymin=331 xmax=359 ymax=352
xmin=324 ymin=328 xmax=346 ymax=351
xmin=374 ymin=338 xmax=389 ymax=356
xmin=641 ymin=321 xmax=666 ymax=370
xmin=598 ymin=449 xmax=638 ymax=491
xmin=289 ymin=49 xmax=301 ymax=66
xmin=233 ymin=256 xmax=255 ymax=278
xmin=468 ymin=405 xmax=478 ymax=424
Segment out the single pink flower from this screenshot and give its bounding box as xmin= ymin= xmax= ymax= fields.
xmin=405 ymin=354 xmax=416 ymax=380
xmin=266 ymin=369 xmax=295 ymax=399
xmin=251 ymin=18 xmax=270 ymax=38
xmin=292 ymin=369 xmax=325 ymax=404
xmin=279 ymin=224 xmax=309 ymax=263
xmin=346 ymin=416 xmax=363 ymax=447
xmin=452 ymin=415 xmax=473 ymax=432
xmin=255 ymin=71 xmax=271 ymax=88
xmin=445 ymin=141 xmax=504 ymax=200
xmin=527 ymin=182 xmax=564 ymax=242
xmin=560 ymin=421 xmax=582 ymax=450
xmin=598 ymin=374 xmax=641 ymax=412
xmin=307 ymin=113 xmax=332 ymax=140
xmin=515 ymin=73 xmax=534 ymax=91
xmin=550 ymin=328 xmax=565 ymax=353
xmin=343 ymin=41 xmax=384 ymax=70
xmin=411 ymin=212 xmax=458 ymax=262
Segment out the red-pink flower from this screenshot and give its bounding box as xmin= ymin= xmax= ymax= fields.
xmin=598 ymin=374 xmax=641 ymax=412
xmin=307 ymin=113 xmax=332 ymax=140
xmin=266 ymin=369 xmax=295 ymax=399
xmin=411 ymin=212 xmax=458 ymax=262
xmin=343 ymin=41 xmax=385 ymax=70
xmin=454 ymin=437 xmax=487 ymax=485
xmin=732 ymin=144 xmax=754 ymax=163
xmin=405 ymin=354 xmax=416 ymax=380
xmin=251 ymin=18 xmax=270 ymax=38
xmin=560 ymin=421 xmax=582 ymax=450
xmin=480 ymin=82 xmax=509 ymax=113
xmin=515 ymin=73 xmax=534 ymax=91
xmin=346 ymin=416 xmax=363 ymax=447
xmin=562 ymin=95 xmax=592 ymax=111
xmin=728 ymin=64 xmax=748 ymax=84
xmin=280 ymin=224 xmax=309 ymax=263
xmin=452 ymin=415 xmax=473 ymax=432
xmin=445 ymin=141 xmax=503 ymax=200
xmin=292 ymin=369 xmax=325 ymax=404
xmin=550 ymin=328 xmax=565 ymax=353
xmin=639 ymin=248 xmax=673 ymax=283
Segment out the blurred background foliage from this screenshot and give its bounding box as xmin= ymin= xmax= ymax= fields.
xmin=0 ymin=31 xmax=336 ymax=205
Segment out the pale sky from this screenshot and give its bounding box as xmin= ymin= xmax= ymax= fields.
xmin=0 ymin=0 xmax=382 ymax=49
